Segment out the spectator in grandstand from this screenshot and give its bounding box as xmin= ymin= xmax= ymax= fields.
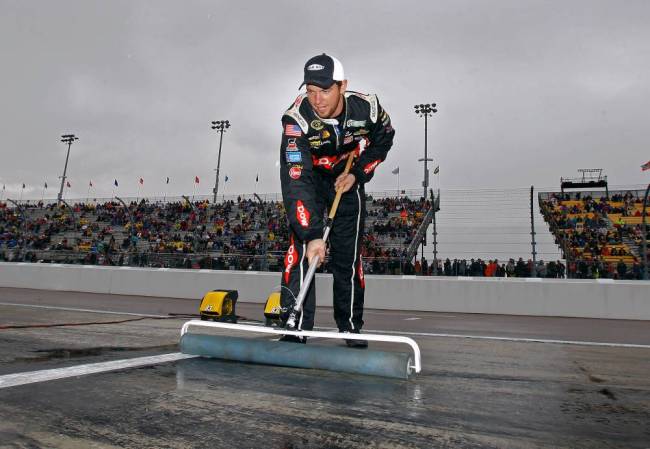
xmin=278 ymin=53 xmax=395 ymax=346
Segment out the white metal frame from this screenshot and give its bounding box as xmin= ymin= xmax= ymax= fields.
xmin=180 ymin=320 xmax=422 ymax=375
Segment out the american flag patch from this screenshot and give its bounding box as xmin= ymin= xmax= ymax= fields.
xmin=285 ymin=124 xmax=302 ymax=137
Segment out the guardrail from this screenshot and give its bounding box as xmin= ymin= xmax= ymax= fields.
xmin=0 ymin=262 xmax=648 ymax=320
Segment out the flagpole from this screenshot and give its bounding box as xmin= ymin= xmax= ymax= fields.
xmin=20 ymin=185 xmax=24 ymax=202
xmin=86 ymin=183 xmax=91 ymax=204
xmin=397 ymin=172 xmax=400 ymax=196
xmin=41 ymin=185 xmax=45 ymax=203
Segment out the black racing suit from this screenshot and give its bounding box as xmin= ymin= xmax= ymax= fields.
xmin=279 ymin=91 xmax=395 ymax=331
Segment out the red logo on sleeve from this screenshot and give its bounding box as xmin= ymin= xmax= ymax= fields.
xmin=363 ymin=159 xmax=381 ymax=174
xmin=289 ymin=166 xmax=302 ymax=179
xmin=296 ymin=201 xmax=310 ymax=228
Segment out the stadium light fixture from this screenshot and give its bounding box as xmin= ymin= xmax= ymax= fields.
xmin=57 ymin=133 xmax=79 ymax=205
xmin=211 ymin=120 xmax=231 ymax=204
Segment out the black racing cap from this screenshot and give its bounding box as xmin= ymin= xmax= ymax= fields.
xmin=299 ymin=53 xmax=345 ymax=90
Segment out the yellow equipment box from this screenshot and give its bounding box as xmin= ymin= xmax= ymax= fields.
xmin=263 ymin=292 xmax=283 ymax=327
xmin=199 ymin=290 xmax=238 ymax=323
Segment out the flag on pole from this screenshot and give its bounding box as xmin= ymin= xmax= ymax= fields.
xmin=391 ymin=167 xmax=399 ymax=175
xmin=44 ymin=182 xmax=48 ymax=189
xmin=66 ymin=181 xmax=71 ymax=188
xmin=195 ymin=176 xmax=200 ymax=184
xmin=166 ymin=177 xmax=170 ymax=184
xmin=114 ymin=179 xmax=119 ymax=187
xmin=642 ymin=160 xmax=650 ymax=171
xmin=433 ymin=166 xmax=440 ymax=174
xmin=225 ymin=175 xmax=229 ymax=182
xmin=139 ymin=178 xmax=144 ymax=185
xmin=22 ymin=183 xmax=25 ymax=189
xmin=255 ymin=174 xmax=259 ymax=183
xmin=89 ymin=180 xmax=93 ymax=187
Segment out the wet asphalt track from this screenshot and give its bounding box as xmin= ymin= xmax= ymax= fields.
xmin=1 ymin=287 xmax=649 ymax=448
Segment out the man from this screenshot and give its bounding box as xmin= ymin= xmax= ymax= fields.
xmin=279 ymin=53 xmax=395 ymax=347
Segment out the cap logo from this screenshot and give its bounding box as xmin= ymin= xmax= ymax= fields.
xmin=307 ymin=64 xmax=325 ymax=71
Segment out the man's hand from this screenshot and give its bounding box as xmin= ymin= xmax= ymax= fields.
xmin=306 ymin=239 xmax=326 ymax=267
xmin=334 ymin=173 xmax=356 ymax=193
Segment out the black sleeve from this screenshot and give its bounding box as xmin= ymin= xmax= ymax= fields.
xmin=279 ymin=116 xmax=324 ymax=242
xmin=350 ymin=97 xmax=395 ymax=184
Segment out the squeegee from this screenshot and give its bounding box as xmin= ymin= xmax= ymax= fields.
xmin=180 ymin=153 xmax=422 ymax=379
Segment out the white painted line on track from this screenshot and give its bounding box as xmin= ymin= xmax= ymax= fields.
xmin=404 ymin=318 xmax=421 ymax=321
xmin=363 ymin=329 xmax=650 ymax=349
xmin=0 ymin=353 xmax=198 ymax=390
xmin=0 ymin=302 xmax=169 ymax=318
xmin=362 ymin=310 xmax=458 ymax=318
xmin=241 ymin=320 xmax=650 ymax=349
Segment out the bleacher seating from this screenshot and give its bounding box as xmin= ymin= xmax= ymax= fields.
xmin=0 ymin=195 xmax=432 ymax=275
xmin=539 ymin=190 xmax=648 ymax=279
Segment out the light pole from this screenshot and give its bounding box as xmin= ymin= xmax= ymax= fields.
xmin=414 ymin=103 xmax=437 ymax=261
xmin=414 ymin=104 xmax=437 ymax=200
xmin=211 ymin=120 xmax=231 ymax=204
xmin=58 ymin=134 xmax=78 ymax=205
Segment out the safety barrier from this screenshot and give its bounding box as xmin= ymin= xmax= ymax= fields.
xmin=1 ymin=262 xmax=648 ymax=320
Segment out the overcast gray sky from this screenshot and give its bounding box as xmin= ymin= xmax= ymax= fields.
xmin=1 ymin=0 xmax=648 ymax=200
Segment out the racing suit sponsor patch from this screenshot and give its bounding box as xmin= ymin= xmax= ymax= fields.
xmin=283 ymin=238 xmax=296 ymax=283
xmin=358 ymin=257 xmax=365 ymax=289
xmin=286 ymin=152 xmax=302 ymax=163
xmin=289 ymin=165 xmax=302 ymax=179
xmin=310 ymin=120 xmax=324 ymax=131
xmin=312 ymin=155 xmax=339 ymax=170
xmin=346 ymin=119 xmax=366 ymax=127
xmin=363 ymin=159 xmax=381 ymax=174
xmin=296 ymin=200 xmax=310 ymax=227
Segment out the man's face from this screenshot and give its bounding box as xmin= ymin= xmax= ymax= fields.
xmin=305 ymin=80 xmax=347 ymax=118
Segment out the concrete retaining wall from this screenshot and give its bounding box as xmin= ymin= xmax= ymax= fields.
xmin=0 ymin=262 xmax=648 ymax=320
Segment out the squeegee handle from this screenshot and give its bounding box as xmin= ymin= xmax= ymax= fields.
xmin=327 ymin=154 xmax=356 ymax=220
xmin=289 ymin=154 xmax=356 ymax=320
xmin=292 ymin=225 xmax=331 ymax=312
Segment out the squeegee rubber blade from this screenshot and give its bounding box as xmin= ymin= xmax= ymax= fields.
xmin=180 ymin=333 xmax=411 ymax=379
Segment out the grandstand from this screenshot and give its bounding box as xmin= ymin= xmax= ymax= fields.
xmin=539 ymin=189 xmax=648 ymax=280
xmin=0 ymin=191 xmax=433 ymax=275
xmin=3 ymin=185 xmax=648 ymax=280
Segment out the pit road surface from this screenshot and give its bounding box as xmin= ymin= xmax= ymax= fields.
xmin=1 ymin=287 xmax=649 ymax=448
